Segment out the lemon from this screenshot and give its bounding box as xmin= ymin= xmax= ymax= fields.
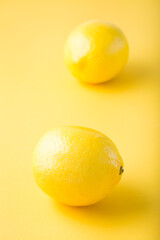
xmin=32 ymin=126 xmax=124 ymax=206
xmin=64 ymin=20 xmax=129 ymax=84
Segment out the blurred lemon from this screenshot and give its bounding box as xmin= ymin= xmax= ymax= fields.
xmin=32 ymin=126 xmax=124 ymax=206
xmin=64 ymin=20 xmax=129 ymax=84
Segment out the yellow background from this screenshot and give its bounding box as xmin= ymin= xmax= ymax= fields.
xmin=0 ymin=0 xmax=159 ymax=239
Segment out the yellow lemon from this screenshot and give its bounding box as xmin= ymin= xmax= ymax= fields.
xmin=32 ymin=126 xmax=124 ymax=206
xmin=64 ymin=20 xmax=129 ymax=84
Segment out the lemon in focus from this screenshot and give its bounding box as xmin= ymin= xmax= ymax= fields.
xmin=64 ymin=20 xmax=129 ymax=84
xmin=32 ymin=126 xmax=124 ymax=206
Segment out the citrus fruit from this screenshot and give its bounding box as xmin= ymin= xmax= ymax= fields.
xmin=32 ymin=126 xmax=124 ymax=206
xmin=64 ymin=20 xmax=129 ymax=84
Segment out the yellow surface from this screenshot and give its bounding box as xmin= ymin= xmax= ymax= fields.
xmin=64 ymin=20 xmax=129 ymax=84
xmin=33 ymin=126 xmax=123 ymax=206
xmin=0 ymin=0 xmax=159 ymax=239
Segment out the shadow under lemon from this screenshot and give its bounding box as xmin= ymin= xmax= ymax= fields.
xmin=51 ymin=184 xmax=149 ymax=228
xmin=78 ymin=61 xmax=151 ymax=93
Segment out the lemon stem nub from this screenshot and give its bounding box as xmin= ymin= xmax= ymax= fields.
xmin=119 ymin=166 xmax=124 ymax=175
